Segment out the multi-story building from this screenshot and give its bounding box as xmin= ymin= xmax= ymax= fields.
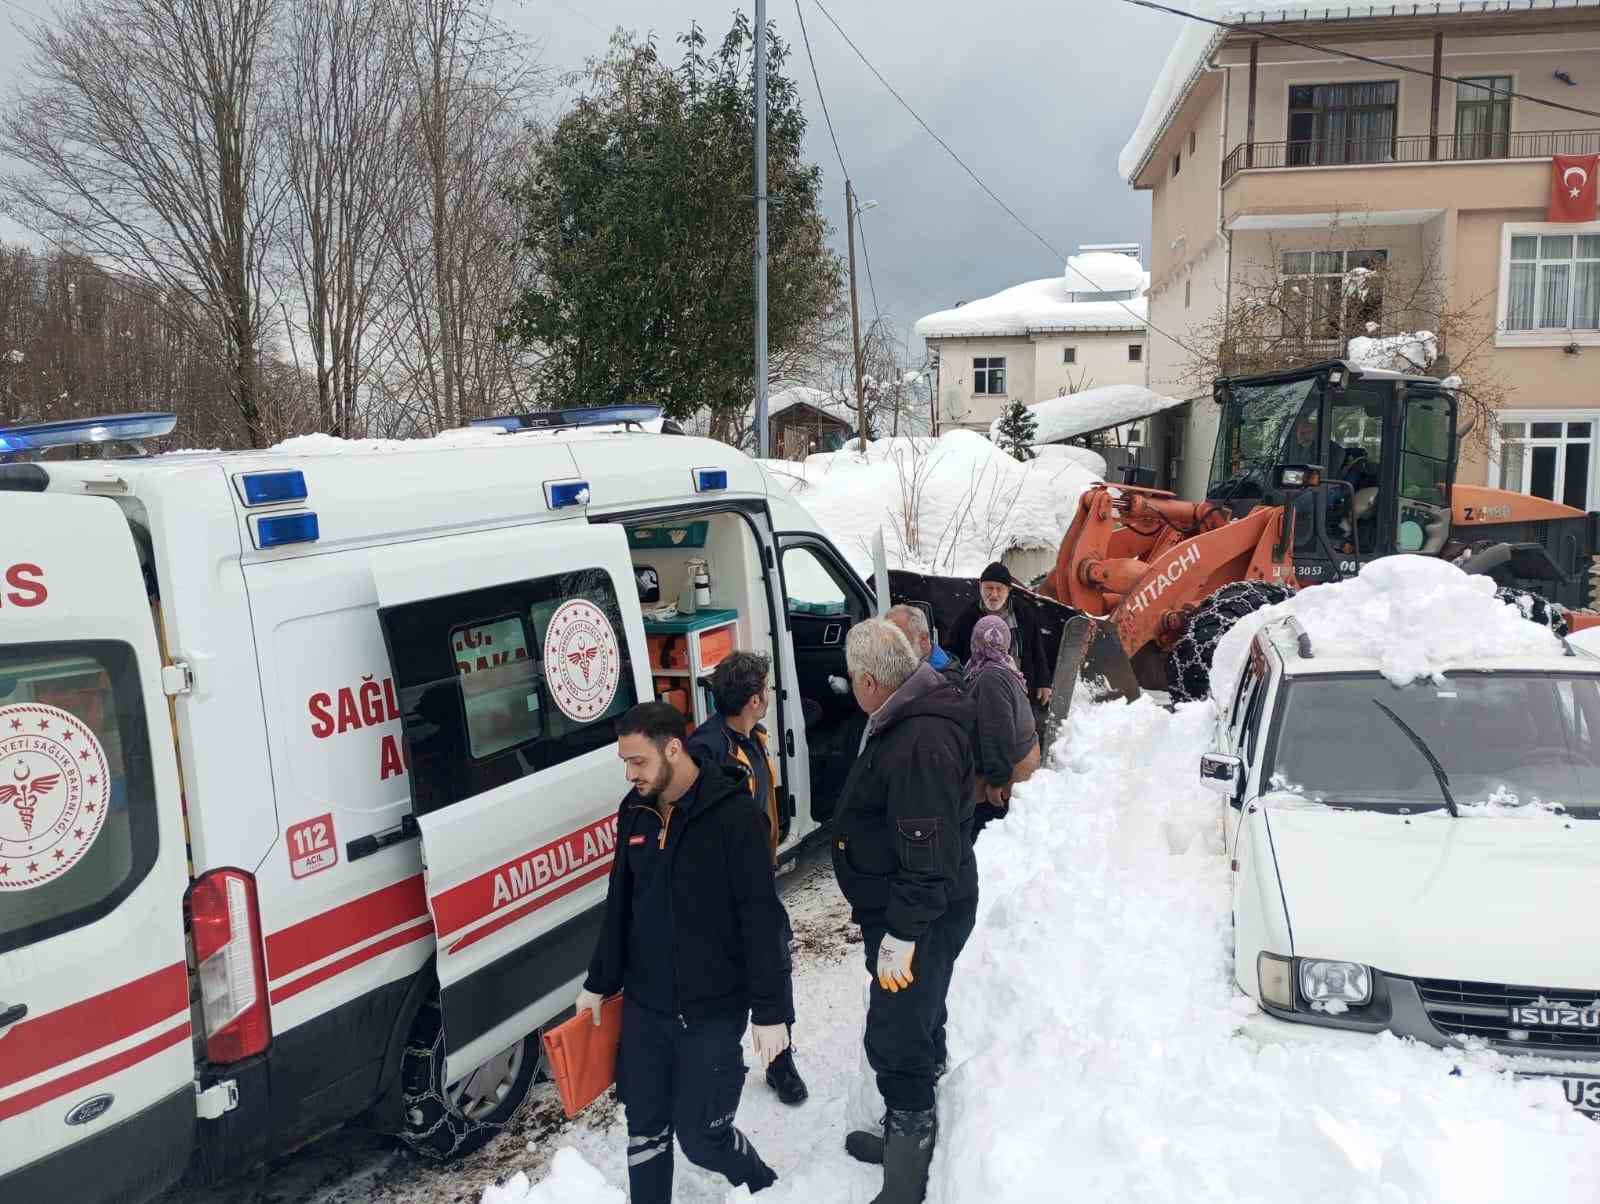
xmin=1125 ymin=1 xmax=1600 ymax=503
xmin=915 ymin=246 xmax=1150 ymax=434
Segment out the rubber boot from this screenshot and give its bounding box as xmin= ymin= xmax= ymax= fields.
xmin=870 ymin=1108 xmax=936 ymax=1204
xmin=845 ymin=1128 xmax=884 ymax=1165
xmin=765 ymin=1029 xmax=808 ymax=1106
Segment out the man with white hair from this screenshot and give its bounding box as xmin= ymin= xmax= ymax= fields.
xmin=885 ymin=603 xmax=964 ymax=690
xmin=833 ymin=619 xmax=978 ymax=1204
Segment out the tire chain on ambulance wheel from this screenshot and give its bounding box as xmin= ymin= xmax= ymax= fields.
xmin=398 ymin=996 xmax=538 ymax=1162
xmin=1494 ymin=587 xmax=1571 ymax=639
xmin=1165 ymin=581 xmax=1294 ymax=703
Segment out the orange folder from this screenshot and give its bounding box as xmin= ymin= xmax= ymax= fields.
xmin=542 ymin=994 xmax=624 ymax=1118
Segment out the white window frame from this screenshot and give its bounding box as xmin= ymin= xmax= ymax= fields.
xmin=1280 ymin=247 xmax=1387 ymax=337
xmin=973 ymin=356 xmax=1007 ymax=396
xmin=1489 ymin=409 xmax=1599 ymax=509
xmin=1496 ymin=221 xmax=1600 ymax=347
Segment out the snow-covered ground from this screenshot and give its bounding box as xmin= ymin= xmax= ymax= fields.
xmin=759 ymin=429 xmax=1099 ymax=578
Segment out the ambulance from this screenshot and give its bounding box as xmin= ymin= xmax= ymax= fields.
xmin=0 ymin=408 xmax=877 ymax=1201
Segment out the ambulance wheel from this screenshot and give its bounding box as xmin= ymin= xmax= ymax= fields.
xmin=398 ymin=996 xmax=540 ymax=1161
xmin=1165 ymin=581 xmax=1293 ymax=703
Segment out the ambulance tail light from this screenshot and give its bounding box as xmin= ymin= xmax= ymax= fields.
xmin=188 ymin=868 xmax=271 ymax=1064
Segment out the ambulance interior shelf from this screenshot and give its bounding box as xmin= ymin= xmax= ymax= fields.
xmin=644 ymin=608 xmax=737 ymax=726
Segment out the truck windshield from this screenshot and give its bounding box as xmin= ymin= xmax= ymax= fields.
xmin=1208 ymin=376 xmax=1321 ymax=502
xmin=0 ymin=641 xmax=158 ymax=952
xmin=1269 ymin=673 xmax=1600 ymax=812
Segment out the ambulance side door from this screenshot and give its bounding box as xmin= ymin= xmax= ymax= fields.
xmin=371 ymin=522 xmax=649 ymax=1083
xmin=0 ymin=495 xmax=193 ymax=1202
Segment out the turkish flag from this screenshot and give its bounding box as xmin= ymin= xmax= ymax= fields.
xmin=1550 ymin=154 xmax=1600 ymax=222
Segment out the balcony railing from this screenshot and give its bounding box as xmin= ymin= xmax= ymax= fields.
xmin=1222 ymin=128 xmax=1600 ymax=183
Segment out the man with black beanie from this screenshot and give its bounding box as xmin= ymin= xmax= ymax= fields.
xmin=949 ymin=561 xmax=1051 ymax=709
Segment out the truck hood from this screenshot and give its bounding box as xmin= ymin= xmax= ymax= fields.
xmin=1265 ymin=799 xmax=1600 ymax=988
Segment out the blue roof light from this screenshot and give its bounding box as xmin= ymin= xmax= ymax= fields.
xmin=255 ymin=512 xmax=320 ymax=549
xmin=237 ymin=470 xmax=308 ymax=507
xmin=0 ymin=412 xmax=177 ymax=453
xmin=544 ymin=479 xmax=591 ymax=509
xmin=692 ymin=467 xmax=728 ymax=493
xmin=471 ymin=405 xmax=662 ymax=431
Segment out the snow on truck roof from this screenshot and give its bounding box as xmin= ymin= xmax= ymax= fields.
xmin=1118 ymin=0 xmax=1600 ymax=184
xmin=1210 ymin=557 xmax=1574 ymax=698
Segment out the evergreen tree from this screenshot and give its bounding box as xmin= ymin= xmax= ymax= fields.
xmin=996 ymin=399 xmax=1038 ymax=461
xmin=500 ymin=19 xmax=843 ymax=436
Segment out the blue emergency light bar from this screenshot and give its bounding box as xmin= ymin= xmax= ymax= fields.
xmin=544 ymin=479 xmax=591 ymax=509
xmin=471 ymin=405 xmax=662 ymax=432
xmin=255 ymin=512 xmax=320 ymax=549
xmin=0 ymin=412 xmax=177 ymax=454
xmin=237 ymin=470 xmax=308 ymax=507
xmin=692 ymin=467 xmax=728 ymax=493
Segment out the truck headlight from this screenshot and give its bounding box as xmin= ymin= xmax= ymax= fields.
xmin=1299 ymin=959 xmax=1372 ymax=1007
xmin=1258 ymin=952 xmax=1294 ymax=1009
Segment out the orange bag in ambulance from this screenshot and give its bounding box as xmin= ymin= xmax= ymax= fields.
xmin=0 ymin=408 xmax=875 ymax=1202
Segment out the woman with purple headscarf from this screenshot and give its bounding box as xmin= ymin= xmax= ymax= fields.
xmin=965 ymin=614 xmax=1040 ymax=837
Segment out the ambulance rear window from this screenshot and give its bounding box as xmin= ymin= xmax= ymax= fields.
xmin=384 ymin=568 xmax=640 ymax=814
xmin=0 ymin=641 xmax=159 ymax=953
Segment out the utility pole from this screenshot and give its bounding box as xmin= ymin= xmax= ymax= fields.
xmin=754 ymin=0 xmax=770 ymax=459
xmin=845 ymin=179 xmax=866 ymax=452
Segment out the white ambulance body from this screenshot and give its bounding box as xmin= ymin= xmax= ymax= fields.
xmin=0 ymin=412 xmax=875 ymax=1201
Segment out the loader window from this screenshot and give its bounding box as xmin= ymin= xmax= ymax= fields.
xmin=1209 ymin=376 xmax=1321 ymax=501
xmin=1398 ymin=394 xmax=1452 ymax=553
xmin=0 ymin=641 xmax=158 ymax=955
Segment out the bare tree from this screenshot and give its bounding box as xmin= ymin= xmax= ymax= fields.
xmin=1 ymin=0 xmax=285 ymax=446
xmin=376 ymin=0 xmax=538 ymax=432
xmin=276 ymin=0 xmax=404 ymax=437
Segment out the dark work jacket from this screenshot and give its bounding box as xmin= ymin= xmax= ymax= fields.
xmin=685 ymin=716 xmax=783 ymax=855
xmin=950 ymin=597 xmax=1049 ymax=694
xmin=831 ymin=665 xmax=979 ymax=941
xmin=583 ymin=761 xmax=788 ymax=1026
xmin=968 ymin=663 xmax=1038 ymax=787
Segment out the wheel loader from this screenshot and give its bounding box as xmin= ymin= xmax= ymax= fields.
xmin=890 ymin=359 xmax=1600 ymax=725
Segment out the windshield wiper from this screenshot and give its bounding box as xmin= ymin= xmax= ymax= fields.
xmin=1372 ymin=699 xmax=1460 ymax=818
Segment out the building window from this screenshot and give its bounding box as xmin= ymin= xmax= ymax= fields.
xmin=1281 ymin=248 xmax=1387 ymax=337
xmin=1062 ymin=346 xmax=1076 ymax=365
xmin=1287 ymin=81 xmax=1398 ymax=166
xmin=1504 ymin=231 xmax=1600 ymax=331
xmin=1128 ymin=344 xmax=1143 ymax=363
xmin=1455 ymin=76 xmax=1511 ymax=159
xmin=1496 ymin=415 xmax=1595 ymax=510
xmin=1172 ymin=152 xmax=1181 ymax=177
xmin=973 ymin=356 xmax=1007 ymax=395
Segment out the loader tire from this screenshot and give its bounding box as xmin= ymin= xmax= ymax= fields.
xmin=1495 ymin=587 xmax=1570 ymax=639
xmin=398 ymin=994 xmax=540 ymax=1161
xmin=1165 ymin=581 xmax=1293 ymax=703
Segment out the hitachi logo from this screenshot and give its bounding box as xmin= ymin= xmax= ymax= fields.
xmin=1124 ymin=545 xmax=1202 ymax=615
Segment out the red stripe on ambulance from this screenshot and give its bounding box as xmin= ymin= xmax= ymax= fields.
xmin=0 ymin=962 xmax=187 ymax=1091
xmin=445 ymin=860 xmax=612 ymax=956
xmin=430 ymin=815 xmax=618 ymax=941
xmin=269 ymin=918 xmax=435 ymax=1004
xmin=0 ymin=1022 xmax=190 ymax=1122
xmin=265 ymin=875 xmax=429 ymax=980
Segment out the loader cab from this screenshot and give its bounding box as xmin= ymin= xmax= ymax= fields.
xmin=1208 ymin=361 xmax=1457 ymax=584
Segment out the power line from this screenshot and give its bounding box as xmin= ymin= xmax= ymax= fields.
xmin=1123 ymin=0 xmax=1600 ymax=124
xmin=806 ymin=0 xmax=1208 ymax=361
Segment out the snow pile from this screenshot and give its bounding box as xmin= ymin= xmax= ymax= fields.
xmin=760 ymin=429 xmax=1099 ymax=578
xmin=480 ymin=1148 xmax=624 ymax=1204
xmin=1347 ymin=330 xmax=1439 ymax=373
xmin=1212 ymin=557 xmax=1564 ymax=698
xmin=988 ymin=384 xmax=1186 ymax=446
xmin=914 ymin=276 xmax=1147 ymax=339
xmin=1062 ymin=251 xmax=1148 ymax=297
xmin=1569 ymin=624 xmax=1600 ymax=656
xmin=1034 ymin=441 xmax=1107 ymax=478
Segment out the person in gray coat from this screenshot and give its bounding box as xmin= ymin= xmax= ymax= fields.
xmin=964 ymin=614 xmax=1040 ymax=837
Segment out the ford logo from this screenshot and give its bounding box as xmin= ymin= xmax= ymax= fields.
xmin=64 ymin=1094 xmax=114 ymax=1126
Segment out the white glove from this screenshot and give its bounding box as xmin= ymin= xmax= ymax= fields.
xmin=876 ymin=934 xmax=916 ymax=993
xmin=576 ymin=987 xmax=605 ymax=1026
xmin=751 ymin=1022 xmax=790 ymax=1068
xmin=828 ymin=674 xmax=850 ymax=695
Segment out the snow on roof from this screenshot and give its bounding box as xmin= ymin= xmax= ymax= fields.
xmin=765 ymin=384 xmax=850 ymax=421
xmin=1118 ymin=1 xmax=1600 ymax=183
xmin=1211 ymin=557 xmax=1565 ymax=698
xmin=268 ymin=418 xmax=666 ymax=458
xmin=915 ymin=277 xmax=1148 ymax=340
xmin=988 ymin=384 xmax=1185 ymax=445
xmin=759 ymin=428 xmax=1100 ymax=578
xmin=1063 ymin=251 xmax=1147 ymax=295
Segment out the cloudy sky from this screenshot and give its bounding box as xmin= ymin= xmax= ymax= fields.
xmin=0 ymin=0 xmax=1181 ymax=353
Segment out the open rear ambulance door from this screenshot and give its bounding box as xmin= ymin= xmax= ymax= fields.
xmin=0 ymin=494 xmax=193 ymax=1202
xmin=371 ymin=522 xmax=650 ymax=1083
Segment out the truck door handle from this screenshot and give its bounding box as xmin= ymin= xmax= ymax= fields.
xmin=0 ymin=1003 xmax=27 ymax=1029
xmin=822 ymin=623 xmax=843 ymax=645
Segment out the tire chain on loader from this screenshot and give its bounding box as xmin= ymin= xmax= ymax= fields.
xmin=1165 ymin=581 xmax=1294 ymax=703
xmin=1494 ymin=587 xmax=1571 ymax=639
